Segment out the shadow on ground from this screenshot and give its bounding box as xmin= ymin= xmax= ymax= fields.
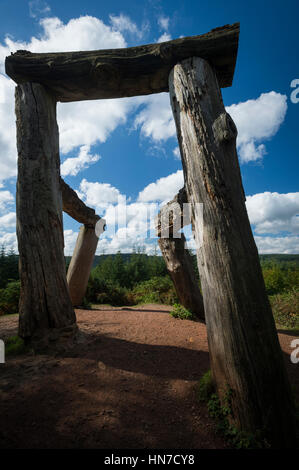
xmin=0 ymin=326 xmax=222 ymax=449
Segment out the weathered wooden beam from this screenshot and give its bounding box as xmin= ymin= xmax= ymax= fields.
xmin=15 ymin=82 xmax=76 ymax=341
xmin=158 ymin=235 xmax=205 ymax=320
xmin=169 ymin=57 xmax=296 ymax=447
xmin=60 ymin=179 xmax=102 ymax=306
xmin=61 ymin=178 xmax=100 ymax=226
xmin=156 ymin=188 xmax=204 ymax=319
xmin=67 ymin=225 xmax=99 ymax=306
xmin=5 ymin=23 xmax=239 ymax=102
xmin=156 ymin=187 xmax=189 ymax=237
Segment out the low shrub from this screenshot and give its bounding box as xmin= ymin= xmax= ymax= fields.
xmin=5 ymin=335 xmax=27 ymax=356
xmin=270 ymin=287 xmax=299 ymax=329
xmin=197 ymin=376 xmax=269 ymax=449
xmin=85 ymin=276 xmax=133 ymax=306
xmin=262 ymin=263 xmax=299 ymax=295
xmin=132 ymin=276 xmax=177 ymax=305
xmin=0 ymin=281 xmax=20 ymax=316
xmin=198 ymin=370 xmax=215 ymax=402
xmin=170 ymin=303 xmax=195 ymax=321
xmin=263 ymin=265 xmax=286 ymax=295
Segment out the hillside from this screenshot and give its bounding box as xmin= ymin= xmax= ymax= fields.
xmin=64 ymin=252 xmax=299 ymax=269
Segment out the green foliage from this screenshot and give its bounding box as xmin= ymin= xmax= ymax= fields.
xmin=269 ymin=287 xmax=299 ymax=329
xmin=85 ymin=276 xmax=132 ymax=306
xmin=133 ymin=276 xmax=177 ymax=305
xmin=91 ymin=250 xmax=168 ymax=290
xmin=263 ymin=265 xmax=287 ymax=295
xmin=5 ymin=335 xmax=27 ymax=356
xmin=198 ymin=370 xmax=215 ymax=402
xmin=0 ymin=245 xmax=297 ymax=317
xmin=80 ymin=297 xmax=92 ymax=309
xmin=0 ymin=280 xmax=20 ymax=316
xmin=197 ymin=375 xmax=271 ymax=448
xmin=206 ymin=389 xmax=268 ymax=449
xmin=84 ymin=251 xmax=173 ymax=306
xmin=0 ymin=245 xmax=19 ymax=289
xmin=170 ymin=303 xmax=195 ymax=321
xmin=261 ymin=258 xmax=299 ymax=295
xmin=259 ymin=254 xmax=299 ymax=268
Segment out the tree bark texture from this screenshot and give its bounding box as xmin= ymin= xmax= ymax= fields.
xmin=67 ymin=226 xmax=99 ymax=306
xmin=156 ymin=187 xmax=189 ymax=238
xmin=158 ymin=235 xmax=205 ymax=320
xmin=15 ymin=82 xmax=76 ymax=340
xmin=157 ymin=188 xmax=205 ymax=320
xmin=169 ymin=57 xmax=296 ymax=447
xmin=5 ymin=24 xmax=239 ymax=102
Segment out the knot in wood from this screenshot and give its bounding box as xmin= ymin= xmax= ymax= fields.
xmin=212 ymin=112 xmax=237 ymax=145
xmin=159 ymin=42 xmax=173 ymax=61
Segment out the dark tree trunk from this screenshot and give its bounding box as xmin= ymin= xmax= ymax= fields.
xmin=15 ymin=82 xmax=76 ymax=341
xmin=158 ymin=235 xmax=205 ymax=320
xmin=169 ymin=57 xmax=296 ymax=448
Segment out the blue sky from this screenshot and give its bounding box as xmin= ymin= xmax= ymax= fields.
xmin=0 ymin=0 xmax=298 ymax=255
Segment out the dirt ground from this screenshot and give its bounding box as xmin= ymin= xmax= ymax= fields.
xmin=0 ymin=305 xmax=298 ymax=449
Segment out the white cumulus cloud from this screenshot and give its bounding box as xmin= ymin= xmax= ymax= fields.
xmin=76 ymin=177 xmax=170 ymax=254
xmin=57 ymin=96 xmax=135 ymax=155
xmin=138 ymin=170 xmax=184 ymax=204
xmin=0 ymin=211 xmax=16 ymax=229
xmin=133 ymin=91 xmax=288 ymax=166
xmin=157 ymin=32 xmax=172 ymax=43
xmin=79 ymin=178 xmax=126 ymax=213
xmin=0 ymin=231 xmax=17 ymax=251
xmin=0 ymin=75 xmax=17 ymax=181
xmin=246 ymin=192 xmax=299 ymax=234
xmin=60 ymin=145 xmax=100 ymax=177
xmin=0 ymin=16 xmax=126 ymax=67
xmin=227 ymin=91 xmax=287 ymax=163
xmin=173 ymin=147 xmax=181 ymax=160
xmin=0 ymin=188 xmax=14 ymax=211
xmin=0 ymin=14 xmax=144 ymax=180
xmin=134 ymin=93 xmax=175 ymax=142
xmin=63 ymin=229 xmax=79 ymax=256
xmin=254 ymin=236 xmax=299 ymax=254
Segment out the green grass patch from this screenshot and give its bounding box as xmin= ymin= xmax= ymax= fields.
xmin=197 ymin=370 xmax=215 ymax=402
xmin=170 ymin=303 xmax=195 ymax=321
xmin=197 ymin=372 xmax=270 ymax=449
xmin=208 ymin=391 xmax=271 ymax=449
xmin=5 ymin=335 xmax=27 ymax=356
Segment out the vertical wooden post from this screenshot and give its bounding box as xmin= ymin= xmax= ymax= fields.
xmin=157 ymin=187 xmax=205 ymax=320
xmin=158 ymin=235 xmax=205 ymax=320
xmin=67 ymin=225 xmax=99 ymax=306
xmin=16 ymin=83 xmax=76 ymax=341
xmin=169 ymin=57 xmax=296 ymax=447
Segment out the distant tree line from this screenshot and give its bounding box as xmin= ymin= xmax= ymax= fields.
xmin=0 ymin=245 xmax=19 ymax=288
xmin=0 ymin=245 xmax=20 ymax=315
xmin=85 ymin=249 xmax=176 ymax=306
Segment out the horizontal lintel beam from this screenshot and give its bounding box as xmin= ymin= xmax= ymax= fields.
xmin=5 ymin=23 xmax=239 ymax=102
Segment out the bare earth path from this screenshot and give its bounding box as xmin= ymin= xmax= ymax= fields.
xmin=0 ymin=305 xmax=298 ymax=449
